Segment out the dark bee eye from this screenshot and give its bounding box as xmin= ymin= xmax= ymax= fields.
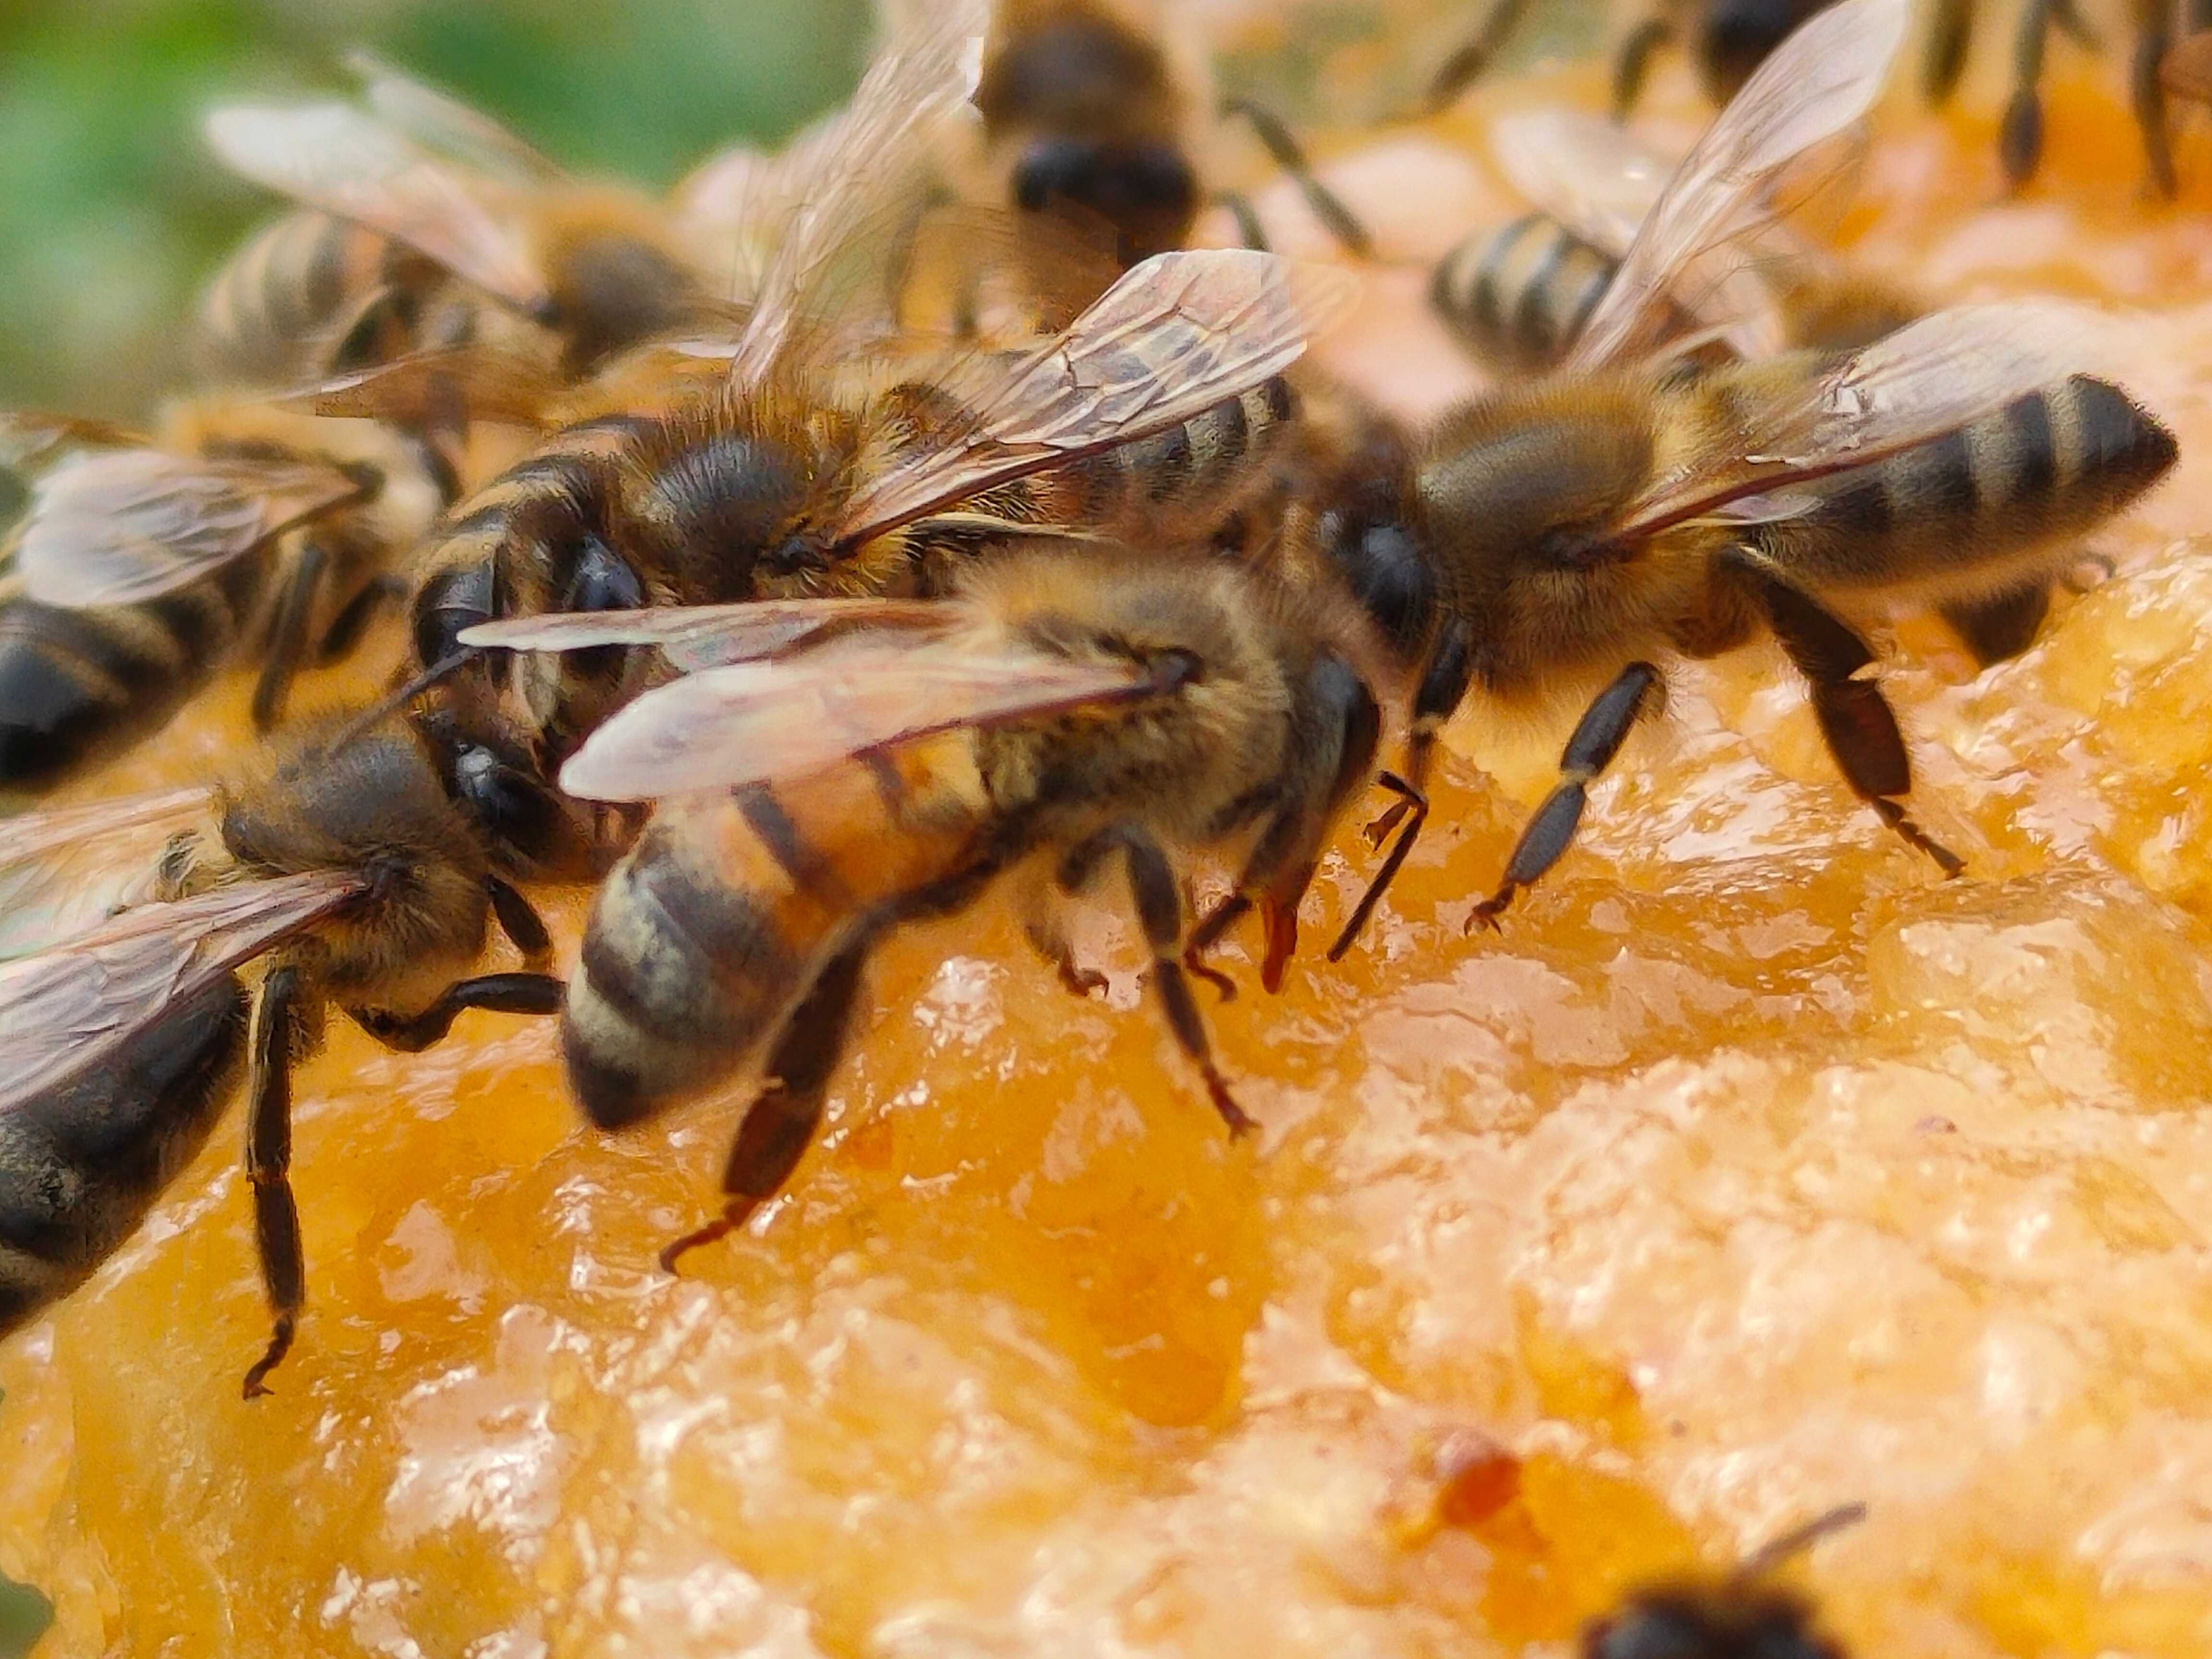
xmin=1013 ymin=137 xmax=1093 ymax=212
xmin=761 ymin=534 xmax=825 ymax=577
xmin=561 ymin=533 xmax=646 ymax=613
xmin=412 ymin=561 xmax=495 ymax=669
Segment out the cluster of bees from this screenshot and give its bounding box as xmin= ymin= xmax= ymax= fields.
xmin=0 ymin=0 xmax=2189 ymax=1647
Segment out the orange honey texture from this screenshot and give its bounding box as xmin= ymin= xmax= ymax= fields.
xmin=9 ymin=53 xmax=2212 ymax=1659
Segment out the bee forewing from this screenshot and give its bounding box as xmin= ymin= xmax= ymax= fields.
xmin=282 ymin=345 xmax=559 ymax=428
xmin=16 ymin=448 xmax=368 ymax=608
xmin=0 ymin=871 xmax=362 ymax=1115
xmin=559 ymin=638 xmax=1151 ymax=801
xmin=460 ymin=597 xmax=951 ymax=669
xmin=721 ymin=0 xmax=990 ymax=385
xmin=345 ymin=50 xmax=567 ymax=185
xmin=827 ymin=248 xmax=1341 ymax=542
xmin=1489 ymin=109 xmax=1666 ymax=258
xmin=0 ymin=411 xmax=148 ymax=474
xmin=1621 ymin=301 xmax=2119 ymax=534
xmin=204 ymin=104 xmax=550 ymax=314
xmin=1563 ymin=0 xmax=1910 ymax=372
xmin=0 ymin=786 xmax=216 ymax=962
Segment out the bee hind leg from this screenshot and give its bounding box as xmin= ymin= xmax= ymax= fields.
xmin=1938 ymin=579 xmax=2053 ymax=668
xmin=1467 ymin=662 xmax=1659 ymax=934
xmin=1218 ymin=99 xmax=1375 ymax=260
xmin=659 ymin=935 xmax=873 ymax=1274
xmin=241 ymin=965 xmax=306 ymax=1399
xmin=1062 ymin=825 xmax=1254 ymax=1138
xmin=1726 ymin=552 xmax=1965 ymax=878
xmin=347 ymin=972 xmax=565 ymax=1054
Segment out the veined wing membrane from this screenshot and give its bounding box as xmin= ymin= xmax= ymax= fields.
xmin=0 ymin=786 xmax=216 ymax=962
xmin=0 ymin=871 xmax=363 ymax=1114
xmin=345 ymin=51 xmax=566 ymax=185
xmin=559 ymin=635 xmax=1154 ymax=800
xmin=204 ymin=104 xmax=549 ymax=313
xmin=1564 ymin=0 xmax=1910 ymax=372
xmin=827 ymin=249 xmax=1356 ymax=542
xmin=17 ymin=449 xmax=372 ymax=608
xmin=461 ymin=597 xmax=953 ymax=671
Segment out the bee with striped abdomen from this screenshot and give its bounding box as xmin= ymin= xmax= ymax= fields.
xmin=0 ymin=696 xmax=607 ymax=1393
xmin=0 ymin=401 xmax=459 ymax=802
xmin=461 ymin=544 xmax=1384 ymax=1268
xmin=202 ymin=53 xmax=725 ymax=385
xmin=1277 ymin=0 xmax=2177 ymax=952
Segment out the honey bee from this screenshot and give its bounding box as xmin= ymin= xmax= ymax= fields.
xmin=202 ymin=53 xmax=725 ymax=383
xmin=1582 ymin=1503 xmax=1864 ymax=1659
xmin=1295 ymin=0 xmax=2178 ymax=952
xmin=1431 ymin=108 xmax=1919 ymax=375
xmin=461 ymin=544 xmax=1384 ymax=1266
xmin=0 ymin=401 xmax=458 ymax=801
xmin=0 ymin=697 xmax=606 ymax=1394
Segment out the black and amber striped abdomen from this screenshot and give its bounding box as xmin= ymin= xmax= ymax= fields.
xmin=194 ymin=212 xmax=429 ymax=386
xmin=1755 ymin=375 xmax=2178 ymax=598
xmin=1046 ymin=376 xmax=1297 ymax=538
xmin=563 ymin=743 xmax=997 ymax=1129
xmin=1431 ymin=215 xmax=1619 ymax=373
xmin=0 ymin=552 xmax=271 ymax=799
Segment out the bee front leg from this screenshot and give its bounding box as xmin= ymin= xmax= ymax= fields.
xmin=486 ymin=875 xmax=554 ymax=967
xmin=347 ymin=973 xmax=565 ymax=1054
xmin=659 ymin=935 xmax=874 ymax=1274
xmin=315 ymin=574 xmax=409 ymax=665
xmin=251 ymin=541 xmax=332 ymax=732
xmin=1063 ymin=825 xmax=1254 ymax=1138
xmin=1611 ymin=16 xmax=1676 ymax=120
xmin=2002 ymin=0 xmax=2055 ymax=189
xmin=1468 ymin=662 xmax=1659 ymax=934
xmin=1724 ymin=551 xmax=1965 ymax=878
xmin=241 ymin=965 xmax=307 ymax=1399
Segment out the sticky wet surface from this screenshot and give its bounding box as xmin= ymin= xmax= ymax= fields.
xmin=8 ymin=63 xmax=2212 ymax=1659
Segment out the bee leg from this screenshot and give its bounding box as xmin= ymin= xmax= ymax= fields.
xmin=249 ymin=541 xmax=332 ymax=732
xmin=1214 ymin=191 xmax=1271 ymax=252
xmin=1924 ymin=0 xmax=1973 ymax=98
xmin=486 ymin=875 xmax=553 ymax=968
xmin=659 ymin=935 xmax=873 ymax=1274
xmin=1467 ymin=662 xmax=1659 ymax=934
xmin=2133 ymin=0 xmax=2179 ymax=196
xmin=1019 ymin=874 xmax=1108 ymax=997
xmin=2061 ymin=551 xmax=2117 ymax=594
xmin=1065 ymin=825 xmax=1254 ymax=1138
xmin=314 ymin=574 xmax=408 ymax=665
xmin=241 ymin=965 xmax=306 ymax=1399
xmin=1611 ymin=17 xmax=1674 ymax=120
xmin=1367 ymin=618 xmax=1475 ymax=850
xmin=1329 ymin=771 xmax=1429 ymax=960
xmin=347 ymin=973 xmax=565 ymax=1054
xmin=1423 ymin=0 xmax=1537 ymax=113
xmin=1728 ymin=553 xmax=1966 ymax=878
xmin=1938 ymin=579 xmax=2053 ymax=669
xmin=1218 ymin=99 xmax=1376 ymax=260
xmin=2002 ymin=0 xmax=2053 ymax=190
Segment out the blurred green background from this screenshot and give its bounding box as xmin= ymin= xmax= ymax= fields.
xmin=0 ymin=0 xmax=876 ymax=415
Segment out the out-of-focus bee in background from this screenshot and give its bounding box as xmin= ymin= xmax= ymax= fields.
xmin=0 ymin=692 xmax=617 ymax=1393
xmin=1274 ymin=0 xmax=2176 ymax=955
xmin=1423 ymin=0 xmax=2196 ymax=195
xmin=200 ymin=53 xmax=732 ymax=389
xmin=462 ymin=543 xmax=1385 ymax=1268
xmin=0 ymin=401 xmax=461 ymax=803
xmin=1580 ymin=1503 xmax=1864 ymax=1659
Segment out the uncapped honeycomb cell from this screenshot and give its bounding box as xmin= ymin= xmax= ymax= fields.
xmin=9 ymin=55 xmax=2212 ymax=1659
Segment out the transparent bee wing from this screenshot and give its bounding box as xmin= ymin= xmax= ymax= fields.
xmin=281 ymin=345 xmax=561 ymax=428
xmin=559 ymin=632 xmax=1155 ymax=801
xmin=721 ymin=0 xmax=991 ymax=385
xmin=461 ymin=596 xmax=952 ymax=671
xmin=1620 ymin=300 xmax=2121 ymax=535
xmin=0 ymin=411 xmax=149 ymax=474
xmin=826 ymin=249 xmax=1356 ymax=543
xmin=15 ymin=447 xmax=371 ymax=608
xmin=1563 ymin=0 xmax=1910 ymax=373
xmin=204 ymin=103 xmax=552 ymax=315
xmin=0 ymin=870 xmax=361 ymax=1115
xmin=0 ymin=786 xmax=216 ymax=962
xmin=344 ymin=50 xmax=568 ymax=185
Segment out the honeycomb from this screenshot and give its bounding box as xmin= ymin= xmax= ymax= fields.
xmin=6 ymin=60 xmax=2212 ymax=1659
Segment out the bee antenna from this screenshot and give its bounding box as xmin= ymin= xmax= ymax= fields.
xmin=325 ymin=648 xmax=479 ymax=754
xmin=1728 ymin=1502 xmax=1868 ymax=1587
